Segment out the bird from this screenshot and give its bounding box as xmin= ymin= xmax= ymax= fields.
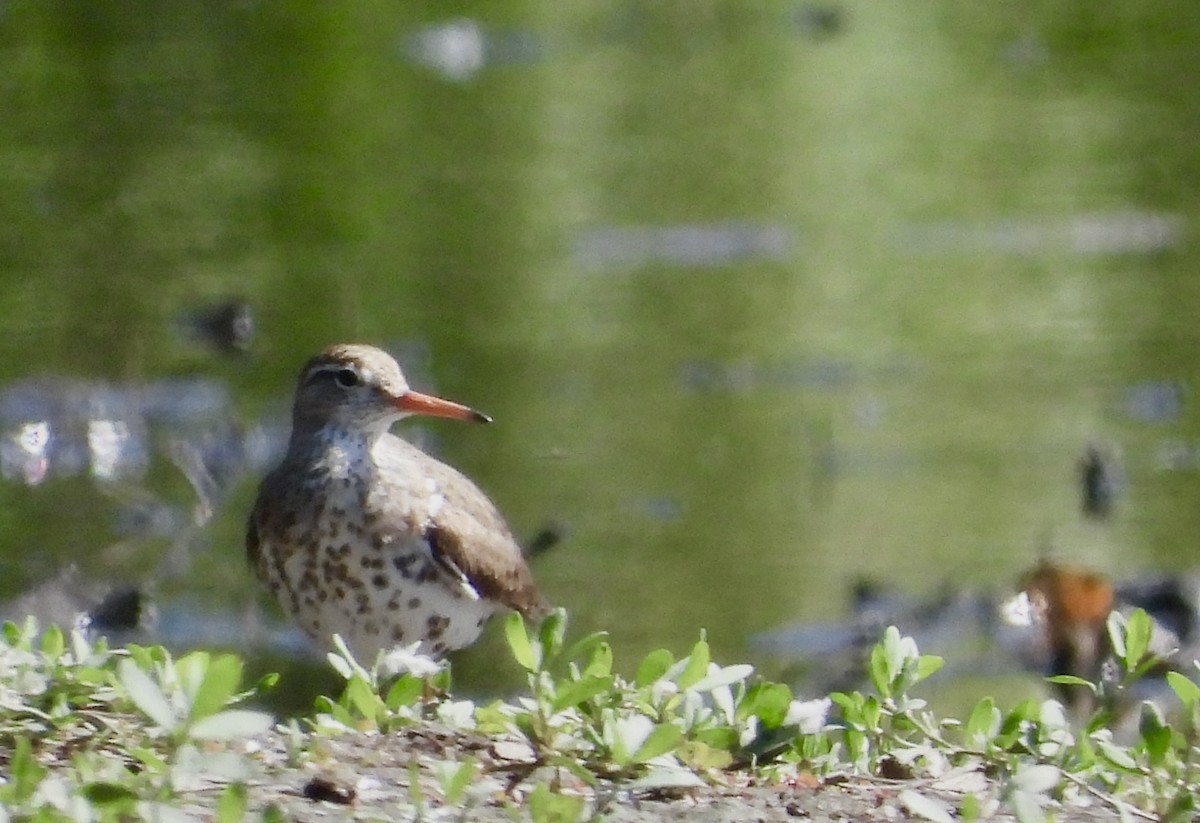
xmin=246 ymin=343 xmax=548 ymax=661
xmin=1004 ymin=560 xmax=1189 ymax=718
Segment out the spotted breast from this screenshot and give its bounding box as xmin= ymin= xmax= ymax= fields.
xmin=247 ymin=344 xmax=548 ymax=661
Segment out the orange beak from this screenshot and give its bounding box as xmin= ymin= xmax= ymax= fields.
xmin=392 ymin=390 xmax=492 ymax=424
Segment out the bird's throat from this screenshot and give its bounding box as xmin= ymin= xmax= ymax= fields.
xmin=300 ymin=427 xmax=377 ymax=484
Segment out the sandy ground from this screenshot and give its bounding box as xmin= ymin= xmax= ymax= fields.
xmin=198 ymin=722 xmax=1133 ymax=822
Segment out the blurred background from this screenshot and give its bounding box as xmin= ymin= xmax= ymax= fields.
xmin=1 ymin=1 xmax=1199 ymax=710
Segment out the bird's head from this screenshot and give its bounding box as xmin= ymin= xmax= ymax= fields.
xmin=292 ymin=343 xmax=491 ymax=437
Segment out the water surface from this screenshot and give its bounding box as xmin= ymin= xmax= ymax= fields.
xmin=1 ymin=2 xmax=1199 ymax=704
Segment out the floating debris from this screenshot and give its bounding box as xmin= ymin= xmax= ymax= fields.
xmin=750 ymin=579 xmax=993 ymax=694
xmin=680 ymin=356 xmax=854 ymax=393
xmin=1079 ymin=442 xmax=1122 ymax=520
xmin=524 ymin=520 xmax=569 ymax=559
xmin=631 ymin=495 xmax=682 ymax=522
xmin=2 ymin=420 xmax=50 ymax=485
xmin=793 ymin=4 xmax=845 ymax=39
xmin=177 ymin=298 xmax=256 ymax=356
xmin=0 ymin=565 xmax=153 ymax=645
xmin=575 ymin=222 xmax=792 ymax=270
xmin=0 ymin=377 xmax=237 ymax=485
xmin=1123 ymin=380 xmax=1185 ymax=423
xmin=402 ymin=18 xmax=545 ymax=82
xmin=896 ymin=211 xmax=1183 ymax=256
xmin=1156 ymin=439 xmax=1200 ymax=471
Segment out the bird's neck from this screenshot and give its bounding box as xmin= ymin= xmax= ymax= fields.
xmin=287 ymin=424 xmax=382 ymax=482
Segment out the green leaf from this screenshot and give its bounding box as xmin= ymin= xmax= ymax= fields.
xmin=14 ymin=616 xmax=38 ymax=648
xmin=437 ymin=758 xmax=477 ymax=805
xmin=688 ymin=663 xmax=754 ymax=693
xmin=189 ymin=654 xmax=245 ymax=722
xmin=675 ymin=638 xmax=710 ymax=689
xmin=739 ymin=682 xmax=793 ymax=729
xmin=323 ymin=701 xmax=357 ymax=729
xmin=82 ymin=782 xmax=138 ymax=808
xmin=407 ymin=761 xmax=424 ymax=810
xmin=915 ymin=654 xmax=943 ymax=681
xmin=1072 ymin=734 xmax=1096 ymax=770
xmin=176 ymin=650 xmax=212 ymax=702
xmin=215 ymin=783 xmax=248 ymax=823
xmin=964 ymin=697 xmax=998 ymax=742
xmin=189 ymin=709 xmax=275 ymax=741
xmin=130 ymin=746 xmax=168 ymax=774
xmin=537 ymin=608 xmax=568 ymax=664
xmin=430 ymin=666 xmax=453 ymax=693
xmin=343 ymin=677 xmax=384 ymax=724
xmin=582 ymin=642 xmax=613 ymax=679
xmin=868 ymin=642 xmax=891 ymax=697
xmin=505 ymin=611 xmax=537 ymax=671
xmin=678 ymin=739 xmax=734 ymax=770
xmin=563 ymin=631 xmax=610 ymax=670
xmin=118 ymin=658 xmax=177 ymax=730
xmin=692 ymin=724 xmax=739 ymax=750
xmin=8 ymin=738 xmax=46 ymax=802
xmin=1129 ymin=654 xmax=1164 ymax=682
xmin=1106 ymin=611 xmax=1127 ymax=659
xmin=860 ymin=696 xmax=882 ymax=731
xmin=385 ymin=674 xmax=425 ymax=709
xmin=1138 ymin=702 xmax=1171 ymax=764
xmin=124 ymin=643 xmax=159 ymax=671
xmin=608 ymin=715 xmax=661 ymax=766
xmin=1096 ymin=739 xmax=1137 ymax=771
xmin=1046 ymin=674 xmax=1096 ymax=690
xmin=1122 ymin=608 xmax=1152 ymax=671
xmin=829 ymin=691 xmax=864 ymax=727
xmin=528 ymin=782 xmax=585 ymax=823
xmin=1161 ymin=792 xmax=1195 ymax=822
xmin=71 ymin=630 xmax=97 ymax=666
xmin=40 ymin=625 xmax=64 ymax=660
xmin=635 ymin=649 xmax=674 ymax=687
xmin=1000 ymin=698 xmax=1041 ymax=731
xmin=632 ymin=723 xmax=685 ymax=763
xmin=1168 ymin=670 xmax=1200 ymax=707
xmin=551 ymin=675 xmax=613 ymax=712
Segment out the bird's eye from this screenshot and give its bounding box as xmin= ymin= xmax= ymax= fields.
xmin=333 ymin=369 xmax=359 ymax=388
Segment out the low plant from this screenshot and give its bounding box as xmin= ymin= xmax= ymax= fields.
xmin=316 ymin=607 xmax=1200 ymax=821
xmin=0 ymin=617 xmax=275 ymax=821
xmin=2 ymin=605 xmax=1200 ymax=822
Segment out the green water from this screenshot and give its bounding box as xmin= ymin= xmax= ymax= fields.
xmin=1 ymin=1 xmax=1199 ymax=699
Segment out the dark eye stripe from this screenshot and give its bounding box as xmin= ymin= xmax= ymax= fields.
xmin=304 ymin=363 xmax=365 ymax=388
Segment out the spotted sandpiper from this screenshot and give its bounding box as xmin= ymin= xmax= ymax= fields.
xmin=246 ymin=343 xmax=548 ymax=660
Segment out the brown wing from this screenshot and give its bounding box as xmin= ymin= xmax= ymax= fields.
xmin=377 ymin=435 xmax=549 ymax=619
xmin=245 ymin=466 xmax=292 ymax=572
xmin=246 ymin=512 xmax=261 ymax=567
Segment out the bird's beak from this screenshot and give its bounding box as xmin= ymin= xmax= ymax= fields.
xmin=393 ymin=390 xmax=492 ymax=424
